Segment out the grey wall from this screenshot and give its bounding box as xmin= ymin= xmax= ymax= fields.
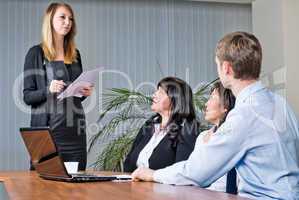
xmin=0 ymin=0 xmax=251 ymax=170
xmin=252 ymin=0 xmax=299 ymax=117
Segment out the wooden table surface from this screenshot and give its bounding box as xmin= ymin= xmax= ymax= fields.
xmin=0 ymin=171 xmax=251 ymax=200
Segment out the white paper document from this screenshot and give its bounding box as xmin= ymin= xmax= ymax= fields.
xmin=112 ymin=174 xmax=132 ymax=182
xmin=115 ymin=174 xmax=132 ymax=179
xmin=57 ymin=67 xmax=102 ymax=100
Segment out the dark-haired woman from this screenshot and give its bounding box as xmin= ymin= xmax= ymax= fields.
xmin=203 ymin=81 xmax=237 ymax=194
xmin=124 ymin=77 xmax=200 ymax=172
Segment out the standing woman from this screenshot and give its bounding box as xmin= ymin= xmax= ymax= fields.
xmin=23 ymin=2 xmax=92 ymax=170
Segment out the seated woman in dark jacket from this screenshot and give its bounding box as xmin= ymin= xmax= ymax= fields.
xmin=124 ymin=77 xmax=200 ymax=172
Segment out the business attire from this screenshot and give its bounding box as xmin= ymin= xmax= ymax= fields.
xmin=23 ymin=45 xmax=87 ymax=170
xmin=196 ymin=130 xmax=237 ymax=194
xmin=124 ymin=116 xmax=200 ymax=172
xmin=153 ymin=81 xmax=299 ymax=200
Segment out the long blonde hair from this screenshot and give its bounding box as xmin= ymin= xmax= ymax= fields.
xmin=41 ymin=2 xmax=77 ymax=64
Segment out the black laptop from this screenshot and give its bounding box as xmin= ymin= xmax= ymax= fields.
xmin=20 ymin=127 xmax=131 ymax=182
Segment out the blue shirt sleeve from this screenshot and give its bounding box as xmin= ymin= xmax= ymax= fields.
xmin=153 ymin=110 xmax=248 ymax=187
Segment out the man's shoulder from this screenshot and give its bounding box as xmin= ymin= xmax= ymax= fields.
xmin=221 ymin=106 xmax=252 ymax=136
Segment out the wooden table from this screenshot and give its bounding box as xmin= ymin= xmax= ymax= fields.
xmin=0 ymin=171 xmax=251 ymax=200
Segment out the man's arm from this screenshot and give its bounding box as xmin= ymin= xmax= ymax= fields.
xmin=133 ymin=110 xmax=249 ymax=187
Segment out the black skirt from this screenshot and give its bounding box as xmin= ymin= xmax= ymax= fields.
xmin=48 ymin=96 xmax=87 ymax=170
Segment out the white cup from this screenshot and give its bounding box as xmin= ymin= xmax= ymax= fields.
xmin=64 ymin=162 xmax=79 ymax=174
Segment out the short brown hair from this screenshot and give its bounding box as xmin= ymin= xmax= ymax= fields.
xmin=215 ymin=32 xmax=262 ymax=80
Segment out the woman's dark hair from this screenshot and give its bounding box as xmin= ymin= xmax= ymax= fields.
xmin=150 ymin=76 xmax=198 ymax=147
xmin=157 ymin=77 xmax=196 ymax=124
xmin=209 ymin=81 xmax=236 ymax=129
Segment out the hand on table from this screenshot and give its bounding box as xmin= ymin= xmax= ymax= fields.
xmin=131 ymin=167 xmax=155 ymax=182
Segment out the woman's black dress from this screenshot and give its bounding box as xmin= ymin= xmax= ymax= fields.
xmin=23 ymin=45 xmax=87 ymax=170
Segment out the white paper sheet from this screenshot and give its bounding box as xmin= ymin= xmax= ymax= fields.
xmin=57 ymin=67 xmax=102 ymax=100
xmin=112 ymin=174 xmax=132 ymax=182
xmin=114 ymin=174 xmax=132 ymax=179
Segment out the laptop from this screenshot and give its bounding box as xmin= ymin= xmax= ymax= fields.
xmin=20 ymin=127 xmax=131 ymax=182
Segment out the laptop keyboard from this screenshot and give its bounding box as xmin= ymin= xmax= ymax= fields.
xmin=72 ymin=173 xmax=98 ymax=178
xmin=71 ymin=174 xmax=117 ymax=182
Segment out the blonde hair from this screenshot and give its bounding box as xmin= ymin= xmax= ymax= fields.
xmin=41 ymin=2 xmax=77 ymax=64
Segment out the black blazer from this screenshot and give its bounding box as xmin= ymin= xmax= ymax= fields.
xmin=124 ymin=117 xmax=200 ymax=172
xmin=23 ymin=45 xmax=84 ymax=127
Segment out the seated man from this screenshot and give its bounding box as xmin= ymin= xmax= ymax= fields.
xmin=132 ymin=31 xmax=299 ymax=200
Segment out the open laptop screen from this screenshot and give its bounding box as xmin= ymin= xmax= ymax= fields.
xmin=20 ymin=127 xmax=70 ymax=178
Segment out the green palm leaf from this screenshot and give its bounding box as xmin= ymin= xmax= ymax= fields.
xmin=98 ymin=88 xmax=152 ymax=122
xmin=91 ymin=128 xmax=140 ymax=171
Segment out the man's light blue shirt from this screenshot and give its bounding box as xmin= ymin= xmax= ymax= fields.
xmin=154 ymin=81 xmax=299 ymax=200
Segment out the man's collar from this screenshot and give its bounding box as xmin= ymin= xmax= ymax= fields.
xmin=235 ymin=81 xmax=266 ymax=105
